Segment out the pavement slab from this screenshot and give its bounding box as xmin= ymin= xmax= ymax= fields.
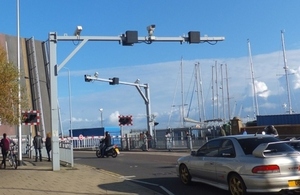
xmin=0 ymin=158 xmax=162 ymax=195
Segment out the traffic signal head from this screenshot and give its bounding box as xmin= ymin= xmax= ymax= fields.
xmin=118 ymin=115 xmax=133 ymax=126
xmin=118 ymin=116 xmax=126 ymax=126
xmin=84 ymin=75 xmax=92 ymax=82
xmin=188 ymin=31 xmax=200 ymax=44
xmin=22 ymin=111 xmax=40 ymax=125
xmin=126 ymin=116 xmax=133 ymax=125
xmin=109 ymin=77 xmax=119 ymax=85
xmin=122 ymin=31 xmax=138 ymax=46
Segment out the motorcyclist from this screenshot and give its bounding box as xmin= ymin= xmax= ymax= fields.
xmin=101 ymin=131 xmax=111 ymax=157
xmin=265 ymin=125 xmax=279 ymax=137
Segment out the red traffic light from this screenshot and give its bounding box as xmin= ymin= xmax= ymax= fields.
xmin=126 ymin=116 xmax=133 ymax=125
xmin=22 ymin=110 xmax=40 ymax=125
xmin=118 ymin=115 xmax=133 ymax=126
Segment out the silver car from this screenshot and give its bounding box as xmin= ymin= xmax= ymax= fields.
xmin=176 ymin=134 xmax=300 ymax=195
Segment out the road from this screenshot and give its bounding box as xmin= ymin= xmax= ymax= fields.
xmin=74 ymin=150 xmax=229 ymax=195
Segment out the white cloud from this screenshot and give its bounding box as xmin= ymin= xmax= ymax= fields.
xmin=246 ymin=80 xmax=270 ymax=98
xmin=255 ymin=80 xmax=270 ymax=98
xmin=72 ymin=117 xmax=90 ymax=122
xmin=292 ymin=67 xmax=300 ymax=89
xmin=109 ymin=111 xmax=120 ymax=124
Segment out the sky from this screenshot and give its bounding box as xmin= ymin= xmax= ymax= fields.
xmin=1 ymin=1 xmax=300 ymax=135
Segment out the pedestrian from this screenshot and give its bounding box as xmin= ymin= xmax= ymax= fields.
xmin=146 ymin=131 xmax=152 ymax=149
xmin=142 ymin=132 xmax=148 ymax=151
xmin=165 ymin=132 xmax=172 ymax=151
xmin=220 ymin=127 xmax=226 ymax=136
xmin=45 ymin=132 xmax=51 ymax=162
xmin=33 ymin=131 xmax=43 ymax=162
xmin=0 ymin=133 xmax=11 ymax=169
xmin=265 ymin=125 xmax=279 ymax=137
xmin=186 ymin=132 xmax=190 ymax=149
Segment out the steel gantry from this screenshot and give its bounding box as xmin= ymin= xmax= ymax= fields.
xmin=84 ymin=75 xmax=151 ymax=138
xmin=49 ymin=27 xmax=224 ymax=170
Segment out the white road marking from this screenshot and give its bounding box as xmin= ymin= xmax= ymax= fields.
xmin=120 ymin=175 xmax=136 ymax=179
xmin=124 ymin=178 xmax=175 ymax=195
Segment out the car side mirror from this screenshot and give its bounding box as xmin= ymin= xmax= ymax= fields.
xmin=191 ymin=151 xmax=197 ymax=156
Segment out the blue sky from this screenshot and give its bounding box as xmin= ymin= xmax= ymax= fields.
xmin=1 ymin=1 xmax=300 ymax=135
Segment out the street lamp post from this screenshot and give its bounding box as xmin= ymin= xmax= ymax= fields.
xmin=16 ymin=0 xmax=22 ymax=166
xmin=99 ymin=108 xmax=103 ymax=127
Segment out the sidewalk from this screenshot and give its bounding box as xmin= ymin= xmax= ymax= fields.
xmin=0 ymin=157 xmax=162 ymax=195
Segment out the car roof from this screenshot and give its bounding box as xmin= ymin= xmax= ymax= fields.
xmin=215 ymin=134 xmax=275 ymax=140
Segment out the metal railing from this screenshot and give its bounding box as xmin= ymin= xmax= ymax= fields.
xmin=0 ymin=135 xmax=74 ymax=167
xmin=30 ymin=140 xmax=74 ymax=167
xmin=68 ymin=135 xmax=207 ymax=151
xmin=1 ymin=134 xmax=209 ymax=168
xmin=123 ymin=135 xmax=207 ymax=151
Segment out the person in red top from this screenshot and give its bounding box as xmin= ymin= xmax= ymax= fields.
xmin=0 ymin=133 xmax=10 ymax=169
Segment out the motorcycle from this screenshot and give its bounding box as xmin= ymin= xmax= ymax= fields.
xmin=96 ymin=139 xmax=120 ymax=158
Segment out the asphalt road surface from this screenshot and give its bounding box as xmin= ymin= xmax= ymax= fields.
xmin=74 ymin=150 xmax=299 ymax=195
xmin=74 ymin=150 xmax=230 ymax=195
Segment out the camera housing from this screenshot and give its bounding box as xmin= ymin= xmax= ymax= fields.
xmin=74 ymin=26 xmax=83 ymax=36
xmin=147 ymin=24 xmax=156 ymax=36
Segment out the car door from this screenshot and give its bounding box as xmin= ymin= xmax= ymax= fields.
xmin=188 ymin=139 xmax=222 ymax=182
xmin=214 ymin=139 xmax=236 ymax=185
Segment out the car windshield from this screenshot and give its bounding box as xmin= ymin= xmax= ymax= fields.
xmin=237 ymin=137 xmax=295 ymax=155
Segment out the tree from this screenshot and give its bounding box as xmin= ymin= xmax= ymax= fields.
xmin=0 ymin=46 xmax=28 ymax=125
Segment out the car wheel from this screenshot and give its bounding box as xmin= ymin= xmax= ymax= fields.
xmin=179 ymin=164 xmax=192 ymax=185
xmin=228 ymin=173 xmax=247 ymax=195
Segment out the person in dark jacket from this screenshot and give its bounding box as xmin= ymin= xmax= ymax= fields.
xmin=0 ymin=133 xmax=10 ymax=169
xmin=101 ymin=131 xmax=111 ymax=157
xmin=33 ymin=131 xmax=43 ymax=162
xmin=265 ymin=125 xmax=279 ymax=137
xmin=220 ymin=127 xmax=226 ymax=136
xmin=45 ymin=132 xmax=51 ymax=162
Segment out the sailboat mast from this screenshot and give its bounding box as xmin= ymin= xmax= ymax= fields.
xmin=198 ymin=62 xmax=206 ymax=121
xmin=212 ymin=65 xmax=215 ymax=119
xmin=221 ymin=64 xmax=226 ymax=121
xmin=225 ymin=64 xmax=231 ymax=121
xmin=215 ymin=61 xmax=219 ymax=119
xmin=247 ymin=39 xmax=259 ymax=119
xmin=180 ymin=57 xmax=185 ymax=127
xmin=194 ymin=63 xmax=202 ymax=122
xmin=281 ymin=30 xmax=293 ymax=114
